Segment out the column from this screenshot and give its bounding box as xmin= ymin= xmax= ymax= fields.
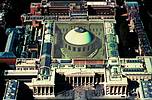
xmin=38 ymin=87 xmax=41 ymax=95
xmin=65 ymin=76 xmax=66 ymax=81
xmin=124 ymin=86 xmax=126 ymax=94
xmin=88 ymin=76 xmax=90 ymax=85
xmin=96 ymin=77 xmax=98 ymax=84
xmin=42 ymin=87 xmax=44 ymax=95
xmin=81 ymin=77 xmax=82 ymax=85
xmin=53 ymin=86 xmax=55 ymax=95
xmin=114 ymin=86 xmax=116 ymax=95
xmin=73 ymin=77 xmax=74 ymax=86
xmin=77 ymin=77 xmax=78 ymax=86
xmin=33 ymin=87 xmax=35 ymax=94
xmin=110 ymin=86 xmax=112 ymax=94
xmin=118 ymin=86 xmax=120 ymax=95
xmin=116 ymin=86 xmax=119 ymax=95
xmin=109 ymin=86 xmax=111 ymax=95
xmin=38 ymin=28 xmax=41 ymax=37
xmin=34 ymin=28 xmax=37 ymax=41
xmin=90 ymin=77 xmax=92 ymax=85
xmin=85 ymin=77 xmax=86 ymax=86
xmin=98 ymin=77 xmax=100 ymax=84
xmin=100 ymin=75 xmax=102 ymax=83
xmin=36 ymin=86 xmax=38 ymax=95
xmin=37 ymin=87 xmax=39 ymax=95
xmin=33 ymin=86 xmax=37 ymax=95
xmin=48 ymin=87 xmax=50 ymax=95
xmin=112 ymin=86 xmax=115 ymax=94
xmin=120 ymin=86 xmax=123 ymax=95
xmin=41 ymin=87 xmax=42 ymax=95
xmin=44 ymin=87 xmax=46 ymax=95
xmin=69 ymin=77 xmax=70 ymax=84
xmin=30 ymin=25 xmax=33 ymax=31
xmin=106 ymin=86 xmax=108 ymax=95
xmin=92 ymin=76 xmax=94 ymax=86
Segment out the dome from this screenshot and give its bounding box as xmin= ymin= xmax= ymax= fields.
xmin=65 ymin=27 xmax=94 ymax=45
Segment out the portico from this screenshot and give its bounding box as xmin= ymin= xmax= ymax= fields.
xmin=57 ymin=68 xmax=105 ymax=87
xmin=33 ymin=86 xmax=54 ymax=96
xmin=65 ymin=73 xmax=95 ymax=86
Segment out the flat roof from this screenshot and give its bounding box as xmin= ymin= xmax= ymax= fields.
xmin=32 ymin=70 xmax=55 ymax=86
xmin=140 ymin=80 xmax=152 ymax=98
xmin=3 ymin=80 xmax=19 ymax=100
xmin=144 ymin=57 xmax=152 ymax=73
xmin=106 ymin=69 xmax=128 ymax=85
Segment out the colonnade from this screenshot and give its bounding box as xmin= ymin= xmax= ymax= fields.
xmin=65 ymin=75 xmax=104 ymax=86
xmin=33 ymin=86 xmax=54 ymax=95
xmin=66 ymin=76 xmax=94 ymax=86
xmin=107 ymin=86 xmax=127 ymax=95
xmin=16 ymin=67 xmax=35 ymax=70
xmin=128 ymin=75 xmax=151 ymax=80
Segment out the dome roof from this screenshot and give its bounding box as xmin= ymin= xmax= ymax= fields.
xmin=65 ymin=27 xmax=94 ymax=45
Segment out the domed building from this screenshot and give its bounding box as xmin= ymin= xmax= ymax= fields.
xmin=62 ymin=27 xmax=98 ymax=58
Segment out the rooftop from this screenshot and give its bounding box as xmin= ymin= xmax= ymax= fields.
xmin=0 ymin=52 xmax=16 ymax=58
xmin=65 ymin=27 xmax=94 ymax=45
xmin=140 ymin=80 xmax=152 ymax=99
xmin=3 ymin=80 xmax=19 ymax=100
xmin=144 ymin=57 xmax=152 ymax=73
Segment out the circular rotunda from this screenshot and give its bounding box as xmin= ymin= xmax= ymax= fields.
xmin=62 ymin=27 xmax=98 ymax=58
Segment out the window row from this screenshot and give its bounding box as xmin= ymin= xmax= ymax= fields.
xmin=61 ymin=27 xmax=102 ymax=33
xmin=65 ymin=44 xmax=95 ymax=52
xmin=16 ymin=67 xmax=35 ymax=70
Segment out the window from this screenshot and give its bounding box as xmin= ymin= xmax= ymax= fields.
xmin=88 ymin=46 xmax=90 ymax=51
xmin=37 ymin=8 xmax=40 ymax=12
xmin=113 ymin=68 xmax=118 ymax=73
xmin=66 ymin=28 xmax=68 ymax=32
xmin=62 ymin=28 xmax=65 ymax=33
xmin=83 ymin=47 xmax=85 ymax=51
xmin=68 ymin=46 xmax=71 ymax=50
xmin=78 ymin=47 xmax=81 ymax=52
xmin=91 ymin=45 xmax=94 ymax=49
xmin=112 ymin=60 xmax=117 ymax=63
xmin=65 ymin=44 xmax=67 ymax=48
xmin=30 ymin=68 xmax=34 ymax=70
xmin=71 ymin=26 xmax=74 ymax=30
xmin=73 ymin=47 xmax=76 ymax=51
xmin=96 ymin=28 xmax=98 ymax=32
xmin=92 ymin=28 xmax=95 ymax=32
